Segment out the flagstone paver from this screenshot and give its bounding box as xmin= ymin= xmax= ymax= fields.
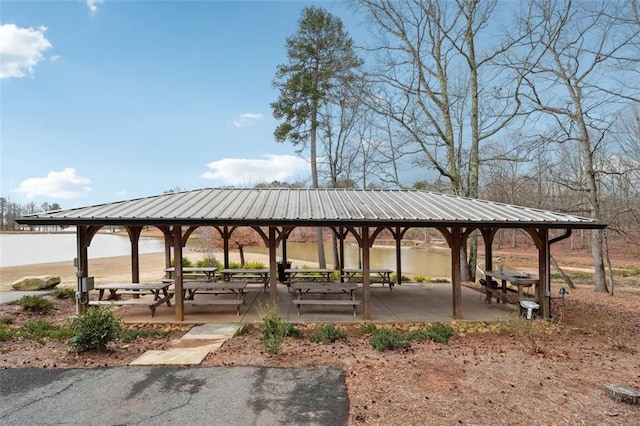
xmin=129 ymin=323 xmax=242 ymax=366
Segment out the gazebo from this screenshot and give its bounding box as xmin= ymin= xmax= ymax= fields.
xmin=17 ymin=188 xmax=605 ymax=321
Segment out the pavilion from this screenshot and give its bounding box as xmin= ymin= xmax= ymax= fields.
xmin=17 ymin=188 xmax=605 ymax=321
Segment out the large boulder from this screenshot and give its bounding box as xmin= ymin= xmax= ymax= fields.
xmin=12 ymin=275 xmax=61 ymax=291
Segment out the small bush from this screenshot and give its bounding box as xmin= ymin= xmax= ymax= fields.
xmin=0 ymin=315 xmax=15 ymax=325
xmin=413 ymin=274 xmax=426 ymax=283
xmin=196 ymin=255 xmax=220 ymax=268
xmin=244 ymin=261 xmax=266 ymax=269
xmin=19 ymin=320 xmax=72 ymax=344
xmin=12 ymin=295 xmax=54 ymax=314
xmin=407 ymin=323 xmax=455 ymax=344
xmin=69 ymin=306 xmax=122 ymax=352
xmin=369 ymin=327 xmax=411 ymax=351
xmin=357 ymin=322 xmax=378 ymax=337
xmin=52 ymin=288 xmax=76 ymax=299
xmin=309 ymin=323 xmax=347 ymax=344
xmin=171 ymin=257 xmax=193 ymax=267
xmin=0 ymin=324 xmax=16 ymax=342
xmin=497 ymin=315 xmax=555 ymax=354
xmin=331 ymin=270 xmax=341 ymax=281
xmin=391 ymin=273 xmax=411 ymax=283
xmin=258 ymin=303 xmax=300 ymax=354
xmin=227 ymin=261 xmax=241 ymax=269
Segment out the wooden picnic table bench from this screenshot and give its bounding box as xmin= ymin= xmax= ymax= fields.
xmin=220 ymin=269 xmax=269 ymax=291
xmin=181 ymin=280 xmax=247 ymax=315
xmin=89 ymin=282 xmax=173 ymax=317
xmin=484 ymin=269 xmax=538 ymax=304
xmin=165 ymin=267 xmax=218 ymax=280
xmin=342 ymin=268 xmax=395 ymax=291
xmin=290 ymin=282 xmax=360 ymax=316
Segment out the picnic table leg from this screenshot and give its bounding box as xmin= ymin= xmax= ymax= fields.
xmin=501 ymin=279 xmax=508 ymax=304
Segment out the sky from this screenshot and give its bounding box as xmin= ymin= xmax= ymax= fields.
xmin=1 ymin=0 xmax=358 ymax=208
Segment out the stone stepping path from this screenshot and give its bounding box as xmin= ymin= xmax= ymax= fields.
xmin=129 ymin=323 xmax=242 ymax=366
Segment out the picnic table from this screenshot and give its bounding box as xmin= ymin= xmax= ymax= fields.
xmin=483 ymin=269 xmax=539 ymax=304
xmin=342 ymin=268 xmax=395 ymax=291
xmin=89 ymin=282 xmax=173 ymax=317
xmin=290 ymin=282 xmax=360 ymax=316
xmin=284 ymin=268 xmax=334 ymax=282
xmin=220 ymin=268 xmax=269 ymax=288
xmin=182 ymin=280 xmax=247 ymax=316
xmin=164 ymin=267 xmax=218 ymax=280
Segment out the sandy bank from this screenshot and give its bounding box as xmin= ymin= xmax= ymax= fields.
xmin=0 ymin=251 xmax=319 ymax=292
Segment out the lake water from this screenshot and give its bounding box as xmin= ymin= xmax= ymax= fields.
xmin=245 ymin=241 xmax=452 ymax=277
xmin=0 ymin=233 xmax=452 ymax=277
xmin=0 ymin=233 xmax=165 ymax=267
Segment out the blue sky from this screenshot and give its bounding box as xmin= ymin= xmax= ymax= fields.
xmin=1 ymin=0 xmax=357 ymax=208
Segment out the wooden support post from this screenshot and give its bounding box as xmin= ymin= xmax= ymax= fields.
xmin=362 ymin=226 xmax=371 ymax=320
xmin=173 ymin=226 xmax=184 ymax=321
xmin=76 ymin=226 xmax=89 ymax=316
xmin=450 ymin=227 xmax=462 ymax=320
xmin=538 ymin=229 xmax=550 ymax=319
xmin=269 ymin=227 xmax=278 ymax=302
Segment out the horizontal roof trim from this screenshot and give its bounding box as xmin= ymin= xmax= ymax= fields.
xmin=17 ymin=188 xmax=605 ymax=229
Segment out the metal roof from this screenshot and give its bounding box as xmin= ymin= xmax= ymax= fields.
xmin=17 ymin=188 xmax=605 ymax=229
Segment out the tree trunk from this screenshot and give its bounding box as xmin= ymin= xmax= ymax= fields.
xmin=239 ymin=246 xmax=245 ymax=267
xmin=550 ymin=255 xmax=576 ymax=290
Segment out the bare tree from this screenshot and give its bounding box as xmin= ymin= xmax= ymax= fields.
xmin=354 ymin=0 xmax=530 ymax=280
xmin=511 ymin=0 xmax=640 ymax=292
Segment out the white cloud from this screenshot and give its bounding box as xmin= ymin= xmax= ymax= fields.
xmin=87 ymin=0 xmax=104 ymax=14
xmin=115 ymin=189 xmax=128 ymax=198
xmin=13 ymin=168 xmax=92 ymax=200
xmin=201 ymin=155 xmax=309 ymax=186
xmin=232 ymin=112 xmax=264 ymax=128
xmin=0 ymin=24 xmax=52 ymax=79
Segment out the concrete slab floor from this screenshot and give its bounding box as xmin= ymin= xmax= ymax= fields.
xmin=117 ymin=283 xmax=517 ymax=325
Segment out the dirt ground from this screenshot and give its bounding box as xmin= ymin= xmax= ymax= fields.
xmin=1 ymin=241 xmax=639 ymax=425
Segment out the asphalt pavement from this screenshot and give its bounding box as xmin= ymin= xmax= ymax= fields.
xmin=0 ymin=366 xmax=349 ymax=425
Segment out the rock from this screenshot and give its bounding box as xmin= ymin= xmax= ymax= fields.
xmin=11 ymin=275 xmax=61 ymax=291
xmin=605 ymin=384 xmax=640 ymax=405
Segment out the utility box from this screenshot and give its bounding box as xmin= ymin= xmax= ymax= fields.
xmin=80 ymin=276 xmax=95 ymax=292
xmin=519 ymin=300 xmax=539 ymax=320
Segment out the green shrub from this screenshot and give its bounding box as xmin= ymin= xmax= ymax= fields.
xmin=407 ymin=323 xmax=455 ymax=344
xmin=196 ymin=255 xmax=220 ymax=268
xmin=171 ymin=257 xmax=193 ymax=267
xmin=309 ymin=323 xmax=347 ymax=344
xmin=244 ymin=261 xmax=266 ymax=269
xmin=52 ymin=288 xmax=76 ymax=299
xmin=0 ymin=324 xmax=16 ymax=342
xmin=331 ymin=270 xmax=341 ymax=281
xmin=12 ymin=295 xmax=54 ymax=314
xmin=69 ymin=306 xmax=122 ymax=352
xmin=413 ymin=274 xmax=426 ymax=283
xmin=369 ymin=327 xmax=411 ymax=351
xmin=0 ymin=315 xmax=14 ymax=325
xmin=19 ymin=320 xmax=73 ymax=344
xmin=228 ymin=261 xmax=241 ymax=269
xmin=258 ymin=302 xmax=300 ymax=354
xmin=357 ymin=322 xmax=378 ymax=337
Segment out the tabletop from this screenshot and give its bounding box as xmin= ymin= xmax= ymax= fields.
xmin=165 ymin=267 xmax=217 ymax=273
xmin=94 ymin=282 xmax=171 ymax=291
xmin=290 ymin=282 xmax=358 ymax=291
xmin=220 ymin=268 xmax=269 ymax=274
xmin=342 ymin=268 xmax=393 ymax=274
xmin=484 ymin=270 xmax=538 ymax=285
